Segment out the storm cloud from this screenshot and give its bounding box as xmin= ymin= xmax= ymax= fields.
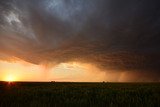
xmin=0 ymin=0 xmax=160 ymax=81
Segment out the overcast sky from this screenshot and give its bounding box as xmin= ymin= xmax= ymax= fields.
xmin=0 ymin=0 xmax=160 ymax=82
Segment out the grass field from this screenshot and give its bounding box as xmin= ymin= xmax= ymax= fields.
xmin=0 ymin=82 xmax=159 ymax=107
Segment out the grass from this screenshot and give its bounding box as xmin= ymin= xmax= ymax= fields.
xmin=0 ymin=82 xmax=159 ymax=107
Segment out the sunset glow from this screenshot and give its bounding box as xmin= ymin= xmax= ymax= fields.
xmin=4 ymin=75 xmax=17 ymax=82
xmin=0 ymin=59 xmax=156 ymax=82
xmin=0 ymin=60 xmax=107 ymax=82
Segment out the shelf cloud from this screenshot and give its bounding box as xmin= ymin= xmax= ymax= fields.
xmin=0 ymin=0 xmax=160 ymax=81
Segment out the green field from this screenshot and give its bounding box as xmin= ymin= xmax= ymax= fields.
xmin=0 ymin=82 xmax=159 ymax=107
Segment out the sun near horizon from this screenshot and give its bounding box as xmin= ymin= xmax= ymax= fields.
xmin=3 ymin=74 xmax=17 ymax=82
xmin=0 ymin=60 xmax=108 ymax=82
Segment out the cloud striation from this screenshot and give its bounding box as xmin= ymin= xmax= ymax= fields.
xmin=0 ymin=0 xmax=160 ymax=81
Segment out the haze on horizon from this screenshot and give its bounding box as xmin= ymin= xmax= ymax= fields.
xmin=0 ymin=0 xmax=160 ymax=82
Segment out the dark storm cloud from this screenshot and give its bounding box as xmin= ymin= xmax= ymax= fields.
xmin=0 ymin=0 xmax=160 ymax=80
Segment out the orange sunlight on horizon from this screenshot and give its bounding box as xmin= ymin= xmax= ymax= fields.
xmin=0 ymin=59 xmax=108 ymax=82
xmin=3 ymin=74 xmax=17 ymax=82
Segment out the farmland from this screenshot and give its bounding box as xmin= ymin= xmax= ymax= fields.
xmin=0 ymin=82 xmax=159 ymax=107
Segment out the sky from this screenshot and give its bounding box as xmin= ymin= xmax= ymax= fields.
xmin=0 ymin=0 xmax=160 ymax=82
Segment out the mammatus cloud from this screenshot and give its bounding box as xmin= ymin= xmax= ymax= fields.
xmin=0 ymin=0 xmax=160 ymax=81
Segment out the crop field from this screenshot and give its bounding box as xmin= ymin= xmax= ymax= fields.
xmin=0 ymin=82 xmax=159 ymax=107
